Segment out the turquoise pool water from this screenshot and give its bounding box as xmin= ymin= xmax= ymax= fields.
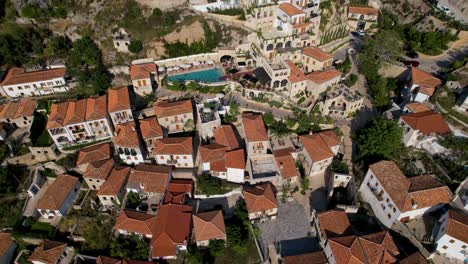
xmin=168 ymin=68 xmax=225 ymax=83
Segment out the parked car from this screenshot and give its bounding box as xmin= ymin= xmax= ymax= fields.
xmin=357 ymin=30 xmax=365 ymax=36
xmin=406 ymin=50 xmax=419 ymax=59
xmin=402 ymin=60 xmax=420 ymax=67
xmin=346 ymin=48 xmax=355 ymax=54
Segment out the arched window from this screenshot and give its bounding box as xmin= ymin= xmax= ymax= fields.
xmin=266 ymin=44 xmax=274 ymax=51
xmin=276 ymin=42 xmax=283 ymax=49
xmin=273 ymin=81 xmax=280 ymax=88
xmin=281 ymin=79 xmax=288 ymax=87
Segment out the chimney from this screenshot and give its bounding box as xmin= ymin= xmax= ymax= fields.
xmin=279 ymin=162 xmax=284 ymax=170
xmin=131 ymin=126 xmax=135 ymax=132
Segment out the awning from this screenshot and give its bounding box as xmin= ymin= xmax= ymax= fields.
xmin=193 ymin=61 xmax=201 ymax=66
xmin=158 ymin=67 xmax=165 ymax=72
xmin=207 ymin=60 xmax=214 ymax=65
xmin=180 ymin=64 xmax=191 ymax=69
xmin=173 ymin=66 xmax=180 ymax=70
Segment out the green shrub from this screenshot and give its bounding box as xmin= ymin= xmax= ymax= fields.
xmin=128 ymin=39 xmax=143 ymax=53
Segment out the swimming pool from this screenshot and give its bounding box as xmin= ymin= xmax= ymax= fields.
xmin=168 ymin=68 xmax=225 ymax=83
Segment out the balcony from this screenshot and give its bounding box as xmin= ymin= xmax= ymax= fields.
xmin=71 ymin=128 xmax=85 ymax=134
xmin=49 ymin=128 xmax=66 ymax=136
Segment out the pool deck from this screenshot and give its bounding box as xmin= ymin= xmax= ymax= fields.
xmin=166 ymin=64 xmax=221 ymax=77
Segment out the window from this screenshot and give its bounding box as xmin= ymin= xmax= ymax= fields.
xmin=386 ymin=198 xmax=389 ymax=203
xmin=449 ymin=239 xmax=455 ymax=243
xmin=387 ymin=214 xmax=391 ymax=219
xmin=462 ymin=245 xmax=467 ymax=249
xmin=442 ymin=246 xmax=447 ymax=249
xmin=103 ymin=197 xmax=107 ymax=200
xmin=370 ymin=175 xmax=374 ymax=179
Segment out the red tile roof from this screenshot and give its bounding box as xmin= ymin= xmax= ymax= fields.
xmin=399 ymin=252 xmax=427 ymax=264
xmin=199 ymin=143 xmax=228 ymax=163
xmin=84 ymin=159 xmax=115 ymax=180
xmin=153 ymin=137 xmax=193 ymax=155
xmin=369 ymin=161 xmax=453 ymax=212
xmin=447 ymin=208 xmax=468 ymax=244
xmin=108 ymin=87 xmax=131 ymax=112
xmin=0 ymin=99 xmax=36 ymax=120
xmin=328 ymin=231 xmax=399 ymax=264
xmin=0 ymin=67 xmax=66 ymax=86
xmin=401 ymin=111 xmax=450 ymax=135
xmin=114 ymin=122 xmax=141 ymax=147
xmin=0 ymin=233 xmax=15 ymax=259
xmin=282 ymin=251 xmax=328 ymax=264
xmin=96 ymin=256 xmax=128 ymax=264
xmin=300 ymin=130 xmax=340 ymax=162
xmin=36 ymin=175 xmax=79 ymax=211
xmin=46 ymin=96 xmax=108 ymax=128
xmin=167 ymin=179 xmax=193 ymax=194
xmin=213 ymin=125 xmax=239 ymax=151
xmin=242 ymin=182 xmax=278 ymax=214
xmin=405 ymin=102 xmax=430 ymax=113
xmin=273 ymin=148 xmax=299 ymax=179
xmin=127 ymin=164 xmax=172 ymax=194
xmin=29 ymin=240 xmax=67 ymax=264
xmin=306 ymin=69 xmax=342 ymax=84
xmin=140 ymin=116 xmax=163 ymax=139
xmin=303 ymin=47 xmax=333 ymax=62
xmin=279 ymin=2 xmax=304 ymax=16
xmin=348 ymin=6 xmax=378 ymax=16
xmin=242 ymin=113 xmax=269 ymax=142
xmin=193 ymin=210 xmax=226 ymax=242
xmin=154 ymin=100 xmax=193 ymax=118
xmin=151 ymin=204 xmax=192 ymax=258
xmin=97 ymin=166 xmax=130 ymax=196
xmin=114 ymin=210 xmax=157 ymax=237
xmin=130 ymin=63 xmax=157 ymax=80
xmin=226 ymin=149 xmax=246 ymax=170
xmin=286 ymin=60 xmax=306 ymax=83
xmin=411 ymin=67 xmax=441 ymax=96
xmin=76 ymin=142 xmax=112 ymax=165
xmin=318 ymin=210 xmax=352 ymax=239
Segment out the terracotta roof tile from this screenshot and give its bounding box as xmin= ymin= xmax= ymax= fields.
xmin=36 ymin=175 xmax=79 ymax=211
xmin=286 ymin=60 xmax=306 ymax=83
xmin=0 ymin=233 xmax=14 ymax=258
xmin=303 ymin=47 xmax=333 ymax=62
xmin=213 ymin=125 xmax=239 ymax=151
xmin=29 ymin=240 xmax=67 ymax=264
xmin=405 ymin=102 xmax=430 ymax=113
xmin=199 ymin=143 xmax=228 ymax=162
xmin=369 ymin=160 xmax=410 ymax=211
xmin=151 ymin=204 xmax=192 ymax=258
xmin=154 ymin=100 xmax=193 ymax=118
xmin=163 ymin=191 xmax=186 ymax=205
xmin=399 ymin=252 xmax=427 ymax=264
xmin=114 ymin=122 xmax=141 ymax=147
xmin=127 ymin=164 xmax=172 ymax=194
xmin=0 ymin=99 xmax=36 ymax=120
xmin=226 ymin=149 xmax=246 ymax=170
xmin=242 ymin=113 xmax=269 ymax=142
xmin=86 ymin=95 xmax=108 ymax=120
xmin=369 ymin=161 xmax=452 ymax=212
xmin=282 ymin=251 xmax=328 ymax=264
xmin=46 ymin=101 xmax=69 ymax=129
xmin=348 ymin=6 xmax=378 ymax=16
xmin=84 ymin=159 xmax=115 ymax=180
xmin=76 ymin=142 xmax=112 ymax=165
xmin=318 ymin=210 xmax=352 ymax=239
xmin=279 ymin=2 xmax=304 ymax=16
xmin=96 ymin=256 xmax=127 ymax=264
xmin=242 ymin=182 xmax=278 ymax=214
xmin=411 ymin=67 xmax=441 ymax=96
xmin=0 ymin=67 xmax=66 ymax=86
xmin=63 ymin=100 xmax=86 ymax=125
xmin=153 ymin=137 xmax=193 ymax=155
xmin=108 ymin=87 xmax=131 ymax=113
xmin=401 ymin=111 xmax=450 ymax=135
xmin=300 ymin=131 xmax=340 ymax=162
xmin=97 ymin=166 xmax=130 ymax=196
xmin=140 ymin=116 xmax=163 ymax=139
xmin=306 ymin=69 xmax=342 ymax=84
xmin=447 ymin=208 xmax=468 ymax=244
xmin=167 ymin=179 xmax=193 ymax=194
xmin=273 ymin=148 xmax=299 ymax=179
xmin=193 ymin=210 xmax=226 ymax=242
xmin=114 ymin=210 xmax=157 ymax=237
xmin=130 ymin=63 xmax=157 ymax=80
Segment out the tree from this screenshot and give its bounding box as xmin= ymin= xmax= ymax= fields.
xmin=184 ymin=118 xmax=195 ymax=131
xmin=263 ymin=112 xmax=274 ymax=126
xmin=269 ymin=119 xmax=290 ymax=138
xmin=356 ymin=118 xmax=403 ymax=163
xmin=208 ymin=239 xmax=225 ymax=257
xmin=110 ymin=235 xmax=149 ymax=260
xmin=43 ymin=35 xmax=71 ymax=60
xmin=128 ymin=39 xmax=143 ymax=53
xmin=126 ymin=191 xmax=142 ymax=209
xmin=81 ymin=214 xmax=114 ymax=252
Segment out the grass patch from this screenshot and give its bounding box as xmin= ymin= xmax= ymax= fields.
xmin=214 ymin=237 xmax=260 ymax=264
xmin=196 ymin=174 xmax=239 ymax=195
xmin=433 ymin=87 xmax=468 ymax=125
xmin=167 ymin=81 xmax=227 ymax=94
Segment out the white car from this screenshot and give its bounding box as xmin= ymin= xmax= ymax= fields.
xmin=346 ymin=48 xmax=355 ymax=54
xmin=358 ymin=30 xmax=365 ymax=36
